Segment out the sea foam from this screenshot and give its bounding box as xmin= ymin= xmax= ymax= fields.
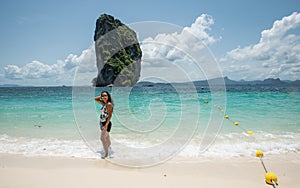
xmin=1 ymin=131 xmax=299 ymax=161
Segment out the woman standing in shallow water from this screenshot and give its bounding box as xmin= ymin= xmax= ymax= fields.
xmin=94 ymin=91 xmax=114 ymax=159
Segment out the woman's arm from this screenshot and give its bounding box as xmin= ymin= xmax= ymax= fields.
xmin=94 ymin=96 xmax=104 ymax=105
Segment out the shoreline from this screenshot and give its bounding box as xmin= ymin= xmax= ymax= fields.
xmin=1 ymin=153 xmax=299 ymax=188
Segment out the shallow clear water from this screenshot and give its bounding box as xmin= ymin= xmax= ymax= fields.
xmin=0 ymin=85 xmax=299 ymax=164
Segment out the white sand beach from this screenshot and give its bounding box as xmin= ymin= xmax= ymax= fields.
xmin=1 ymin=153 xmax=299 ymax=188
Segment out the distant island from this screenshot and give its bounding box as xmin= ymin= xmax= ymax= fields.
xmin=136 ymin=77 xmax=300 ymax=92
xmin=1 ymin=77 xmax=300 ymax=91
xmin=194 ymin=76 xmax=300 ymax=86
xmin=0 ymin=84 xmax=20 ymax=87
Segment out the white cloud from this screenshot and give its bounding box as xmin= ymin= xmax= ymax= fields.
xmin=183 ymin=14 xmax=217 ymax=45
xmin=140 ymin=14 xmax=221 ymax=82
xmin=4 ymin=61 xmax=61 ymax=80
xmin=221 ymin=12 xmax=300 ymax=80
xmin=3 ymin=45 xmax=96 ymax=85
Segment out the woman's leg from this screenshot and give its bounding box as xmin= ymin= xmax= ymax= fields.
xmin=107 ymin=133 xmax=111 ymax=148
xmin=100 ymin=130 xmax=108 ymax=157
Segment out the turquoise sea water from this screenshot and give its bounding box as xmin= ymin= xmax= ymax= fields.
xmin=0 ymin=85 xmax=299 ymax=165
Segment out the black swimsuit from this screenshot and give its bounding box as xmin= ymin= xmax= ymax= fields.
xmin=101 ymin=121 xmax=112 ymax=132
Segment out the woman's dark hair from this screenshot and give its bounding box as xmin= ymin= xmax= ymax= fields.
xmin=101 ymin=91 xmax=114 ymax=106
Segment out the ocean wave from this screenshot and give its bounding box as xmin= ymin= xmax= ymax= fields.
xmin=180 ymin=132 xmax=300 ymax=158
xmin=0 ymin=132 xmax=299 ymax=160
xmin=0 ymin=134 xmax=97 ymax=158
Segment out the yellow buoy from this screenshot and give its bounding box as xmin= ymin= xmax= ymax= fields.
xmin=256 ymin=150 xmax=264 ymax=157
xmin=265 ymin=172 xmax=278 ymax=185
xmin=234 ymin=122 xmax=239 ymax=126
xmin=225 ymin=115 xmax=229 ymax=119
xmin=247 ymin=131 xmax=253 ymax=135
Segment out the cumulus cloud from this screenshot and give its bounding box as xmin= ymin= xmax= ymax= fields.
xmin=140 ymin=14 xmax=221 ymax=82
xmin=221 ymin=12 xmax=300 ymax=80
xmin=183 ymin=14 xmax=217 ymax=45
xmin=142 ymin=14 xmax=217 ymax=58
xmin=4 ymin=61 xmax=59 ymax=80
xmin=4 ymin=45 xmax=96 ymax=85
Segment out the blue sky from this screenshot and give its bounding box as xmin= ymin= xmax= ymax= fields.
xmin=0 ymin=0 xmax=299 ymax=85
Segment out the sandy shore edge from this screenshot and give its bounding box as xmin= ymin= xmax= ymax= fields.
xmin=0 ymin=154 xmax=299 ymax=188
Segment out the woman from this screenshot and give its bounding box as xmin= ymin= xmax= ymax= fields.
xmin=94 ymin=91 xmax=114 ymax=159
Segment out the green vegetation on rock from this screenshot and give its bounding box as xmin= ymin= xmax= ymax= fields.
xmin=93 ymin=14 xmax=142 ymax=87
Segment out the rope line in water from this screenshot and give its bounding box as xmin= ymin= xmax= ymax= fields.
xmin=200 ymin=99 xmax=278 ymax=187
xmin=202 ymin=99 xmax=253 ymax=134
xmin=224 ymin=114 xmax=253 ymax=135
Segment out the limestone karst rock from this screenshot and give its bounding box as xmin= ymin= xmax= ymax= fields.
xmin=93 ymin=14 xmax=142 ymax=87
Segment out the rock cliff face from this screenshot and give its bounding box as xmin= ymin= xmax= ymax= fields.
xmin=93 ymin=14 xmax=142 ymax=87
